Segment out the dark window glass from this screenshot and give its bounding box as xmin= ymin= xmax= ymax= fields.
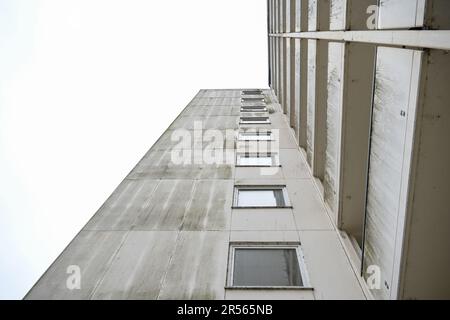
xmin=233 ymin=248 xmax=303 ymax=287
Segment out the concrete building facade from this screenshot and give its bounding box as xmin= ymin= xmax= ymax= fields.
xmin=268 ymin=0 xmax=450 ymax=300
xmin=26 ymin=0 xmax=450 ymax=300
xmin=25 ymin=88 xmax=366 ymax=300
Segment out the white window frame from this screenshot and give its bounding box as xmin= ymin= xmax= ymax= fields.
xmin=235 ymin=152 xmax=280 ymax=167
xmin=241 ymin=97 xmax=265 ymax=103
xmin=238 ymin=130 xmax=273 ymax=141
xmin=240 ymin=105 xmax=268 ymax=113
xmin=226 ymin=243 xmax=311 ymax=289
xmin=240 ymin=116 xmax=271 ymax=125
xmin=242 ymin=89 xmax=263 ymax=96
xmin=241 ymin=102 xmax=267 ymax=108
xmin=233 ymin=185 xmax=292 ymax=208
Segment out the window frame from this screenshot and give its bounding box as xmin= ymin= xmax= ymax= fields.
xmin=242 ymin=89 xmax=263 ymax=95
xmin=232 ymin=185 xmax=292 ymax=209
xmin=238 ymin=130 xmax=273 ymax=141
xmin=241 ymin=97 xmax=265 ymax=103
xmin=240 ymin=105 xmax=268 ymax=113
xmin=235 ymin=152 xmax=280 ymax=167
xmin=240 ymin=116 xmax=271 ymax=125
xmin=226 ymin=243 xmax=311 ymax=289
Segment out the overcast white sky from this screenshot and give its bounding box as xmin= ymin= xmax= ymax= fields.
xmin=0 ymin=0 xmax=267 ymax=299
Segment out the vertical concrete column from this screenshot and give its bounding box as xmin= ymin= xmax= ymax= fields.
xmin=323 ymin=41 xmax=345 ymax=224
xmin=278 ymin=0 xmax=285 ymax=107
xmin=272 ymin=0 xmax=278 ymax=91
xmin=311 ymin=39 xmax=327 ymax=181
xmin=288 ymin=0 xmax=296 ymax=129
xmin=267 ymin=0 xmax=273 ymax=89
xmin=296 ymin=0 xmax=308 ymax=148
xmin=305 ymin=1 xmax=328 ymax=179
xmin=268 ymin=0 xmax=271 ymax=87
xmin=338 ymin=43 xmax=375 ymax=246
xmin=284 ymin=0 xmax=291 ymax=116
xmin=274 ymin=0 xmax=279 ymax=95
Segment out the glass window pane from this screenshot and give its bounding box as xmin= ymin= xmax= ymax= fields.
xmin=239 ymin=156 xmax=273 ymax=166
xmin=237 ymin=189 xmax=285 ymax=207
xmin=233 ymin=248 xmax=303 ymax=287
xmin=239 ymin=134 xmax=271 ymax=141
xmin=238 ymin=190 xmax=277 ymax=207
xmin=240 ymin=117 xmax=269 ymax=123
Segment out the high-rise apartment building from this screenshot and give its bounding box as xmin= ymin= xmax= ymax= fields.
xmin=268 ymin=0 xmax=450 ymax=300
xmin=26 ymin=0 xmax=450 ymax=300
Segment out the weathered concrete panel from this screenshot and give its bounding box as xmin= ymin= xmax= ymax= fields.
xmin=181 ymin=105 xmax=241 ymax=117
xmin=91 ymin=231 xmax=178 ymax=299
xmin=279 ymin=148 xmax=310 ymax=179
xmin=378 ymin=0 xmax=425 ymax=29
xmin=231 ymin=209 xmax=297 ymax=231
xmin=158 ymin=231 xmax=229 ymax=299
xmin=85 ymin=179 xmax=159 ymax=231
xmin=25 ymin=231 xmax=127 ymax=299
xmin=286 ymin=179 xmax=334 ymax=230
xmin=196 ymin=89 xmax=242 ymax=98
xmin=133 ymin=180 xmax=195 ymax=230
xmin=235 ymin=166 xmax=284 ymax=180
xmin=300 ymin=230 xmax=365 ymax=300
xmin=230 ymin=230 xmax=300 ymax=243
xmin=181 ymin=180 xmax=233 ymax=231
xmin=169 ymin=115 xmax=238 ymax=130
xmin=364 ymin=47 xmax=418 ymax=300
xmin=152 ymin=129 xmax=236 ymax=151
xmin=189 ymin=97 xmax=241 ymax=106
xmin=128 ymin=149 xmax=235 ymax=180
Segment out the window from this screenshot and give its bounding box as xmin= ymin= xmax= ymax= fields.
xmin=242 ymin=89 xmax=263 ymax=95
xmin=240 ymin=117 xmax=270 ymax=124
xmin=241 ymin=105 xmax=268 ymax=112
xmin=238 ymin=131 xmax=273 ymax=141
xmin=241 ymin=97 xmax=265 ymax=103
xmin=236 ymin=153 xmax=279 ymax=167
xmin=228 ymin=244 xmax=308 ymax=288
xmin=233 ymin=186 xmax=291 ymax=208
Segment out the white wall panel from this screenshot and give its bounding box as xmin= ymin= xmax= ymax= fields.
xmin=330 ymin=0 xmax=347 ymax=30
xmin=324 ymin=42 xmax=344 ymax=221
xmin=364 ymin=47 xmax=422 ymax=300
xmin=378 ymin=0 xmax=426 ymax=29
xmin=306 ymin=39 xmax=316 ymax=166
xmin=308 ymin=0 xmax=317 ymax=31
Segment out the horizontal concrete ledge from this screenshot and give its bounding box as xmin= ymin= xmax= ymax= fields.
xmin=269 ymin=30 xmax=450 ymax=51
